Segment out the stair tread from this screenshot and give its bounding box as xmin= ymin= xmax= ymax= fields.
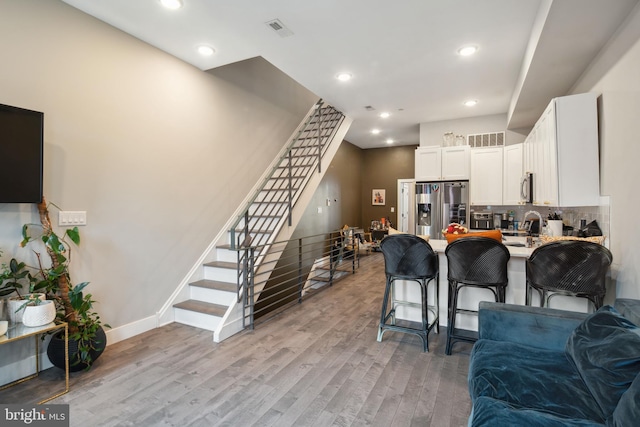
xmin=174 ymin=300 xmax=227 ymax=317
xmin=233 ymin=228 xmax=275 ymax=235
xmin=190 ymin=279 xmax=236 ymax=293
xmin=269 ymin=175 xmax=305 ymax=180
xmin=242 ymin=214 xmax=281 ymax=219
xmin=204 ymin=260 xmax=238 ymax=269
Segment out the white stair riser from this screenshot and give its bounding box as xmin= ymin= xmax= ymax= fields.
xmin=190 ymin=285 xmax=236 ymax=306
xmin=204 ymin=266 xmax=239 ymax=283
xmin=235 ymin=217 xmax=280 ymax=232
xmin=174 ymin=308 xmax=221 ymax=332
xmin=215 ymin=247 xmax=238 ymax=263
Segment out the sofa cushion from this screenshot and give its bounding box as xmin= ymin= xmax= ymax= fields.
xmin=608 ymin=371 xmax=640 ymax=427
xmin=471 ymin=396 xmax=604 ymax=427
xmin=566 ymin=306 xmax=640 ymax=419
xmin=469 ymin=339 xmax=604 ymax=422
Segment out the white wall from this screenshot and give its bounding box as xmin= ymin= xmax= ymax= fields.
xmin=571 ymin=2 xmax=640 ymax=298
xmin=419 ymin=113 xmax=527 ymax=147
xmin=0 ymin=0 xmax=317 ymax=344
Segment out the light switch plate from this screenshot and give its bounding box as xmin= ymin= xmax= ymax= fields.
xmin=58 ymin=211 xmax=87 ymax=226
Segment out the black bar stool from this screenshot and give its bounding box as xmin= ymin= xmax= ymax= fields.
xmin=445 ymin=237 xmax=509 ymax=355
xmin=378 ymin=234 xmax=439 ymax=352
xmin=526 ymin=240 xmax=613 ymax=310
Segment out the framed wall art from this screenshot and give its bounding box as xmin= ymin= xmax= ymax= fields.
xmin=372 ymin=189 xmax=385 ymax=205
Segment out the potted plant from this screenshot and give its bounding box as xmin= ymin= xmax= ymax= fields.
xmin=21 ymin=297 xmax=57 ymax=328
xmin=20 ymin=197 xmax=109 ymax=371
xmin=0 ymin=256 xmax=47 ymax=323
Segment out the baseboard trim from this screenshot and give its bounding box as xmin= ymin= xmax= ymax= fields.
xmin=104 ymin=315 xmax=157 ymax=346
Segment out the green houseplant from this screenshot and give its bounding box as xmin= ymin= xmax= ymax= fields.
xmin=0 ymin=255 xmax=48 ymax=323
xmin=20 ymin=198 xmax=109 ymax=370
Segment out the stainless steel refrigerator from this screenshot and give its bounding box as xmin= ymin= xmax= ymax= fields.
xmin=415 ymin=181 xmax=469 ymax=239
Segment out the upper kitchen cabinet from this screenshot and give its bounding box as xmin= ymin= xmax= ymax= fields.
xmin=415 ymin=146 xmax=470 ymax=181
xmin=524 ymin=93 xmax=600 ymax=207
xmin=503 ymin=143 xmax=523 ymax=205
xmin=470 ymin=147 xmax=503 ymax=205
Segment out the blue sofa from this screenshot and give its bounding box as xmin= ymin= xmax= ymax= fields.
xmin=468 ymin=299 xmax=640 ymax=426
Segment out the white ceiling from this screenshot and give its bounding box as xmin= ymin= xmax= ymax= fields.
xmin=62 ymin=0 xmax=639 ymax=149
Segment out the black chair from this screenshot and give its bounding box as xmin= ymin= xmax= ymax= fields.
xmin=445 ymin=237 xmax=510 ymax=355
xmin=526 ymin=240 xmax=613 ymax=311
xmin=378 ymin=234 xmax=439 ymax=352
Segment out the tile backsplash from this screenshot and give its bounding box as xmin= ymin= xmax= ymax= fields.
xmin=473 ymin=200 xmax=611 ymax=243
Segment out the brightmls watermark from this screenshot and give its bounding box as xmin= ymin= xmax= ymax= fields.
xmin=1 ymin=405 xmax=69 ymax=426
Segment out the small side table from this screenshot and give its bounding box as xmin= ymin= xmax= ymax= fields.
xmin=0 ymin=321 xmax=69 ymax=403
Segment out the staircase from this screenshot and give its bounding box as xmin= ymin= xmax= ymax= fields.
xmin=170 ymin=100 xmax=351 ymax=341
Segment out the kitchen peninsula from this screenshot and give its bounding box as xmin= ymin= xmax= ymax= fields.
xmin=392 ymin=236 xmax=594 ymax=332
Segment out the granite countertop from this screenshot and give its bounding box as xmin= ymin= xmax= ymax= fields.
xmin=429 ymin=237 xmax=535 ymax=258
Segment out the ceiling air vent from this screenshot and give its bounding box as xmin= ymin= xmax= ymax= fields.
xmin=265 ymin=19 xmax=293 ymax=37
xmin=467 ymin=131 xmax=505 ymax=147
xmin=365 ymin=106 xmax=375 ymax=111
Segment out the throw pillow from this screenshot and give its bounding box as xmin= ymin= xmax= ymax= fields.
xmin=566 ymin=306 xmax=640 ymax=419
xmin=609 ymin=371 xmax=640 ymax=426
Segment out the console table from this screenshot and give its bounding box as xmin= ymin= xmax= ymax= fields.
xmin=0 ymin=321 xmax=69 ymax=403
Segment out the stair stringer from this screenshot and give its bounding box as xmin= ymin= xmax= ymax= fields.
xmin=213 ymin=115 xmax=352 ymax=342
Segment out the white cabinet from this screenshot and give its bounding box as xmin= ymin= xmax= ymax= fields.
xmin=523 ymin=93 xmax=600 ymax=207
xmin=470 ymin=147 xmax=503 ymax=205
xmin=415 ymin=146 xmax=470 ymax=181
xmin=503 ymin=143 xmax=523 ymax=205
xmin=415 ymin=147 xmax=441 ymax=181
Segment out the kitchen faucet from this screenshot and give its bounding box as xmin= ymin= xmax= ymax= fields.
xmin=523 ymin=210 xmax=544 ymax=236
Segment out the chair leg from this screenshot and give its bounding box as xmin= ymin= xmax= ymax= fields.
xmin=434 ymin=274 xmax=440 ymax=334
xmin=593 ymin=295 xmax=604 ymax=311
xmin=377 ymin=277 xmax=393 ymax=342
xmin=446 ymin=281 xmax=460 ymax=356
xmin=420 ymin=279 xmax=428 ymax=352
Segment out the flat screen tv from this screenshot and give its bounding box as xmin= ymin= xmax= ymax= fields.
xmin=0 ymin=103 xmax=44 ymax=203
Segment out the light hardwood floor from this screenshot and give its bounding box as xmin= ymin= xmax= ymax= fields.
xmin=1 ymin=253 xmax=473 ymax=426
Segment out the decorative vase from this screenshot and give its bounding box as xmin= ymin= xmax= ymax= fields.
xmin=8 ymin=293 xmax=46 ymax=324
xmin=47 ymin=325 xmax=107 ymax=372
xmin=22 ymin=300 xmax=56 ymax=327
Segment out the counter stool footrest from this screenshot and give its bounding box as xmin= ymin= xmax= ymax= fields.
xmin=445 ymin=328 xmax=479 ymax=355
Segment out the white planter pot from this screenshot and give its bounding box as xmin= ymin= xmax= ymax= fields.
xmin=22 ymin=300 xmax=56 ymax=327
xmin=9 ymin=293 xmax=46 ymax=324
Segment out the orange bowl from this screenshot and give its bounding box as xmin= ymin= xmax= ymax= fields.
xmin=444 ymin=229 xmax=503 ymax=243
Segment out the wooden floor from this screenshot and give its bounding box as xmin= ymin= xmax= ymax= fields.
xmin=1 ymin=253 xmax=473 ymax=426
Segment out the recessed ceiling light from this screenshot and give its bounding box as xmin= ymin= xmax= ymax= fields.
xmin=458 ymin=45 xmax=478 ymax=56
xmin=160 ymin=0 xmax=183 ymax=10
xmin=379 ymin=112 xmax=390 ymax=119
xmin=197 ymin=45 xmax=215 ymax=56
xmin=336 ymin=72 xmax=352 ymax=82
xmin=386 ymin=139 xmax=394 ymax=144
xmin=464 ymin=99 xmax=478 ymax=107
xmin=371 ymin=129 xmax=381 ymax=135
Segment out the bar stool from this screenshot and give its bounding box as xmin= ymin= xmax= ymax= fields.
xmin=526 ymin=240 xmax=613 ymax=310
xmin=445 ymin=237 xmax=509 ymax=355
xmin=378 ymin=234 xmax=439 ymax=352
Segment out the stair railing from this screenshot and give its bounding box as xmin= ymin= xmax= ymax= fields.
xmin=236 ymin=229 xmax=360 ymax=329
xmin=228 ymin=99 xmax=345 ymax=302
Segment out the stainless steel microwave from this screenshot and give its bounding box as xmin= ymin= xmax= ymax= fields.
xmin=521 ymin=172 xmax=533 ymax=203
